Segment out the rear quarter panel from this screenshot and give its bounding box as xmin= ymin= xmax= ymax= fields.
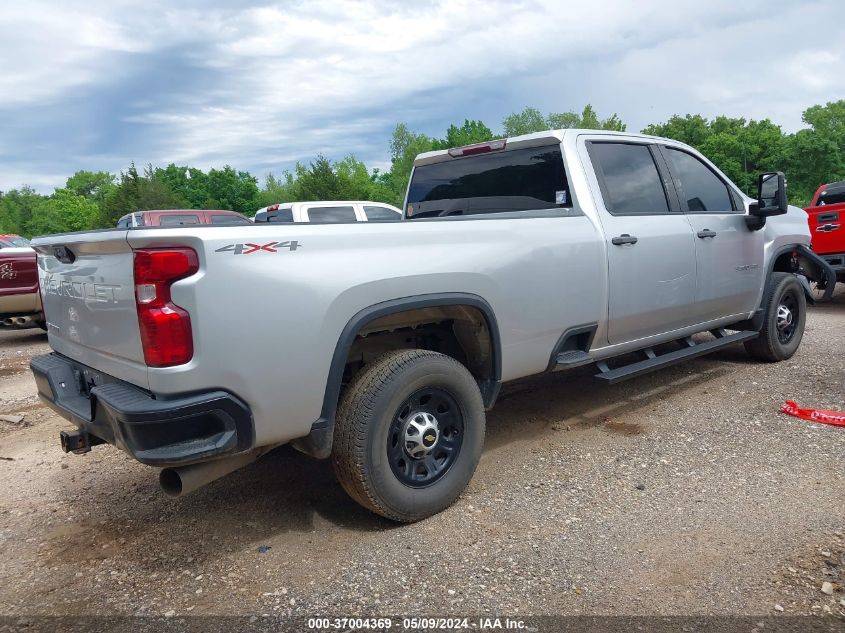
xmin=129 ymin=217 xmax=605 ymax=446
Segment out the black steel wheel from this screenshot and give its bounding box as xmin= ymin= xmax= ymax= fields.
xmin=745 ymin=272 xmax=806 ymax=362
xmin=332 ymin=349 xmax=485 ymax=522
xmin=387 ymin=387 xmax=464 ymax=488
xmin=775 ymin=289 xmax=799 ymax=344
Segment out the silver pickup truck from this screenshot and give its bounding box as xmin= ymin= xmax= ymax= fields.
xmin=29 ymin=130 xmax=836 ymax=522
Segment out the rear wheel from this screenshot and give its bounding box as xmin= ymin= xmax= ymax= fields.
xmin=332 ymin=349 xmax=485 ymax=522
xmin=744 ymin=272 xmax=806 ymax=362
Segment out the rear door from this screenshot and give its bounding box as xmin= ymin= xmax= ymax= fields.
xmin=658 ymin=145 xmax=764 ymax=321
xmin=585 ymin=139 xmax=698 ymax=345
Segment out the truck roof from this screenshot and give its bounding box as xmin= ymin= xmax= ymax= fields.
xmin=413 ymin=129 xmax=668 ymax=167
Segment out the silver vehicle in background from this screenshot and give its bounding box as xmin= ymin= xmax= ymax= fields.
xmin=253 ymin=201 xmax=402 ymax=223
xmin=29 ymin=129 xmax=836 ymax=522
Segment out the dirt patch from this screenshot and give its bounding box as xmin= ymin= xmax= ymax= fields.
xmin=602 ymin=418 xmax=645 ymax=436
xmin=774 ymin=532 xmax=845 ymax=616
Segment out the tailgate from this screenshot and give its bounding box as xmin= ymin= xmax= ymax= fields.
xmin=32 ymin=231 xmax=149 ymax=389
xmin=805 ymin=204 xmax=844 ymax=255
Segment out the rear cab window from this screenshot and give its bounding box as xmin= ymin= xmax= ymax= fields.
xmin=158 ymin=214 xmax=201 ymax=226
xmin=406 ymin=144 xmax=572 ymax=219
xmin=363 ymin=205 xmax=401 ymax=222
xmin=209 ymin=214 xmax=251 ymax=225
xmin=305 ymin=206 xmax=358 ymax=223
xmin=255 ymin=208 xmax=294 ymax=223
xmin=816 ymin=183 xmax=845 ymax=206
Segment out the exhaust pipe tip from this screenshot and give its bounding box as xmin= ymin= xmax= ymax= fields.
xmin=159 ymin=468 xmax=184 ymax=497
xmin=158 ymin=449 xmax=270 ymax=498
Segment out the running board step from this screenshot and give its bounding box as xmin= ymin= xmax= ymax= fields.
xmin=594 ymin=330 xmax=759 ymax=385
xmin=554 ymin=350 xmax=592 ymax=367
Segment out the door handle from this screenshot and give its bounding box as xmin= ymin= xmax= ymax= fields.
xmin=611 ymin=234 xmax=638 ymax=245
xmin=697 ymin=229 xmax=717 ymax=239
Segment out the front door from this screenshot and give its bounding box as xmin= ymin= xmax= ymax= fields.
xmin=586 ymin=140 xmax=698 ymax=345
xmin=658 ymin=145 xmax=764 ymax=321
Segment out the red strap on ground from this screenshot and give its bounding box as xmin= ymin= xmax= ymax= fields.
xmin=781 ymin=400 xmax=845 ymax=427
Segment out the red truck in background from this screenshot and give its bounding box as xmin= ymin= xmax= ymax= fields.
xmin=0 ymin=234 xmax=43 ymax=328
xmin=116 ymin=209 xmax=251 ymax=227
xmin=805 ymin=180 xmax=845 ymax=287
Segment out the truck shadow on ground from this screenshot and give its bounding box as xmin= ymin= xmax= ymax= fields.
xmin=0 ymin=328 xmax=45 ymax=350
xmin=41 ymin=349 xmax=737 ymax=575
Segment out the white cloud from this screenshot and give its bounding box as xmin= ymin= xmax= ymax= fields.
xmin=1 ymin=0 xmax=844 ymax=192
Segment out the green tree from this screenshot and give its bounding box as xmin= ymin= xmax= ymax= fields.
xmin=65 ymin=170 xmax=115 ymax=203
xmin=0 ymin=186 xmax=43 ymax=235
xmin=100 ymin=163 xmax=185 ymax=226
xmin=802 ymin=100 xmax=845 ymax=156
xmin=780 ymin=129 xmax=844 ymax=206
xmin=504 ymin=104 xmax=626 ymax=136
xmin=642 ymin=114 xmax=711 ymax=147
xmin=385 ymin=124 xmax=435 ymax=205
xmin=204 ymin=166 xmax=259 ymax=212
xmin=254 ymin=171 xmax=297 ymax=211
xmin=432 ymin=119 xmax=496 ymax=150
xmin=502 ymin=107 xmax=548 ymax=136
xmin=294 ymin=155 xmax=345 ymax=200
xmin=26 ymin=189 xmax=99 ymax=236
xmin=154 ymin=165 xmax=210 ymax=209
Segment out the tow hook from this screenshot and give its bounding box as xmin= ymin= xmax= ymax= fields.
xmin=60 ymin=430 xmax=92 ymax=454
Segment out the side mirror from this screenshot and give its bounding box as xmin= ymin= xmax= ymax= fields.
xmin=750 ymin=171 xmax=788 ymax=218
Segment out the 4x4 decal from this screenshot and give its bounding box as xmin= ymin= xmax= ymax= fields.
xmin=215 ymin=240 xmax=301 ymax=255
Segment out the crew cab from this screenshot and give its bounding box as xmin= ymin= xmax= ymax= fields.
xmin=116 ymin=209 xmax=252 ymax=228
xmin=805 ymin=180 xmax=845 ymax=285
xmin=29 ymin=130 xmax=836 ymax=522
xmin=0 ymin=234 xmax=43 ymax=328
xmin=253 ymin=201 xmax=402 ymax=223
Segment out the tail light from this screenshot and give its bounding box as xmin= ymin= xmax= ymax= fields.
xmin=133 ymin=248 xmax=199 ymax=367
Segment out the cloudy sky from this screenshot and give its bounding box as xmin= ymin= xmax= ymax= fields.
xmin=1 ymin=0 xmax=843 ymax=193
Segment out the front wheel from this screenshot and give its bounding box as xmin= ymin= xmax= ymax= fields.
xmin=332 ymin=349 xmax=486 ymax=522
xmin=744 ymin=272 xmax=806 ymax=362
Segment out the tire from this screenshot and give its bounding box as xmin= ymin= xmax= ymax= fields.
xmin=332 ymin=349 xmax=486 ymax=522
xmin=744 ymin=272 xmax=806 ymax=362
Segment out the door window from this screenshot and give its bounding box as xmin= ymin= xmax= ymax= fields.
xmin=306 ymin=206 xmax=357 ymax=223
xmin=663 ymin=147 xmax=733 ymax=213
xmin=363 ymin=205 xmax=401 ymax=221
xmin=588 ymin=143 xmax=669 ymax=215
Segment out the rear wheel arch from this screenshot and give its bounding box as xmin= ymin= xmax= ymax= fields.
xmin=294 ymin=294 xmax=502 ymax=460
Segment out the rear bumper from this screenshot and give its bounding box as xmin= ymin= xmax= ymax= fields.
xmin=30 ymin=353 xmax=254 ymax=466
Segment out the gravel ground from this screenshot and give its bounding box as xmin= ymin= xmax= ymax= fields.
xmin=0 ymin=291 xmax=843 ymax=621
